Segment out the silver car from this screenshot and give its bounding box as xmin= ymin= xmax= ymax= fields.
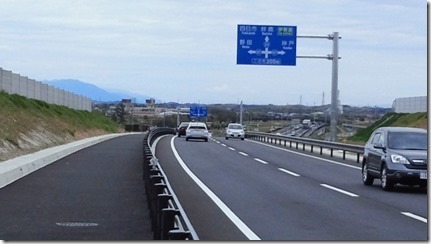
xmin=185 ymin=122 xmax=209 ymax=142
xmin=225 ymin=123 xmax=245 ymax=140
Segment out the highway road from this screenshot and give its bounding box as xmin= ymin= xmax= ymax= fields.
xmin=155 ymin=135 xmax=428 ymax=241
xmin=0 ymin=134 xmax=152 ymax=241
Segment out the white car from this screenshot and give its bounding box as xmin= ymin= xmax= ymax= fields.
xmin=185 ymin=122 xmax=209 ymax=142
xmin=225 ymin=123 xmax=245 ymax=140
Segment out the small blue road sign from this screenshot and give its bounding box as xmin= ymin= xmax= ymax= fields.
xmin=190 ymin=106 xmax=208 ymax=118
xmin=237 ymin=24 xmax=297 ymax=66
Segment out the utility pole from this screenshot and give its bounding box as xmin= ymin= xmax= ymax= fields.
xmin=240 ymin=100 xmax=243 ymax=125
xmin=297 ymin=32 xmax=341 ymax=142
xmin=329 ymin=32 xmax=340 ymax=142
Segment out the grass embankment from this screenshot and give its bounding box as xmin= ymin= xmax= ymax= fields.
xmin=347 ymin=112 xmax=427 ymax=144
xmin=0 ymin=91 xmax=122 ymax=161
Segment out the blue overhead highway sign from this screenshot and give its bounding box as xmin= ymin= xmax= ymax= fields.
xmin=237 ymin=24 xmax=297 ymax=66
xmin=190 ymin=106 xmax=208 ymax=118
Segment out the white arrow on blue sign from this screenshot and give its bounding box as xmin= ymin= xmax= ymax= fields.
xmin=237 ymin=24 xmax=297 ymax=66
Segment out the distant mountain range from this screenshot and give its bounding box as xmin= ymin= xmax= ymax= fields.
xmin=43 ymin=79 xmax=155 ymax=103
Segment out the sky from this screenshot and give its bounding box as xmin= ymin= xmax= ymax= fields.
xmin=0 ymin=0 xmax=428 ymax=107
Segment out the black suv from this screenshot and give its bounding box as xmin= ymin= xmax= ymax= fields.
xmin=177 ymin=122 xmax=189 ymax=137
xmin=362 ymin=127 xmax=427 ymax=191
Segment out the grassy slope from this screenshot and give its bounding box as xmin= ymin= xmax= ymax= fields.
xmin=347 ymin=112 xmax=428 ymax=144
xmin=0 ymin=91 xmax=122 ymax=161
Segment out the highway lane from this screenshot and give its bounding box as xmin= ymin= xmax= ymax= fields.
xmin=155 ymin=135 xmax=427 ymax=241
xmin=0 ymin=134 xmax=152 ymax=241
xmin=223 ymin=137 xmax=427 ymax=218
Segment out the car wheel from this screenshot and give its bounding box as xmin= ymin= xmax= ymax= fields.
xmin=178 ymin=134 xmax=181 ymax=137
xmin=381 ymin=165 xmax=394 ymax=191
xmin=225 ymin=137 xmax=228 ymax=140
xmin=186 ymin=138 xmax=189 ymax=141
xmin=241 ymin=138 xmax=244 ymax=140
xmin=362 ymin=162 xmax=374 ymax=186
xmin=205 ymin=138 xmax=208 ymax=142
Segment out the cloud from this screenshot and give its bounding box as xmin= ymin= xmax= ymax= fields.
xmin=0 ymin=0 xmax=426 ymax=106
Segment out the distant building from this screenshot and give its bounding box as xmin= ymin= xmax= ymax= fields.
xmin=146 ymin=98 xmax=156 ymax=107
xmin=392 ymin=96 xmax=427 ymax=113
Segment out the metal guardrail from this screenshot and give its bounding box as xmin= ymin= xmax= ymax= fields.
xmin=143 ymin=128 xmax=198 ymax=240
xmin=245 ymin=131 xmax=364 ymax=163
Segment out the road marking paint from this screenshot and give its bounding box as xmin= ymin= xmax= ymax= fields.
xmin=239 ymin=152 xmax=248 ymax=156
xmin=221 ymin=144 xmax=226 ymax=147
xmin=254 ymin=158 xmax=269 ymax=165
xmin=249 ymin=140 xmax=361 ymax=170
xmin=228 ymin=147 xmax=235 ymax=151
xmin=401 ymin=212 xmax=427 ymax=223
xmin=320 ymin=184 xmax=359 ymax=197
xmin=170 ymin=137 xmax=261 ymax=240
xmin=278 ymin=168 xmax=300 ymax=177
xmin=56 ymin=222 xmax=98 ymax=227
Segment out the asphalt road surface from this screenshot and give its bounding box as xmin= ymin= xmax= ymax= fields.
xmin=155 ymin=135 xmax=428 ymax=241
xmin=0 ymin=134 xmax=152 ymax=241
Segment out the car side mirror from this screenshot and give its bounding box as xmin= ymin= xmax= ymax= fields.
xmin=373 ymin=143 xmax=386 ymax=150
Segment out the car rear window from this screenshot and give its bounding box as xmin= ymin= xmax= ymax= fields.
xmin=189 ymin=126 xmax=206 ymax=130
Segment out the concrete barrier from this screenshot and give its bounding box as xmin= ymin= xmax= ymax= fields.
xmin=0 ymin=133 xmax=142 ymax=189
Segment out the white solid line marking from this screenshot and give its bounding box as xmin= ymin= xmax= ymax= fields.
xmin=239 ymin=152 xmax=248 ymax=156
xmin=254 ymin=158 xmax=269 ymax=165
xmin=320 ymin=184 xmax=359 ymax=197
xmin=401 ymin=212 xmax=427 ymax=223
xmin=170 ymin=137 xmax=260 ymax=240
xmin=228 ymin=147 xmax=235 ymax=151
xmin=278 ymin=168 xmax=300 ymax=177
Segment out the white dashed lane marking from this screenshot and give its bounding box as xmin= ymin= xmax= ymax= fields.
xmin=320 ymin=184 xmax=359 ymax=197
xmin=278 ymin=168 xmax=300 ymax=177
xmin=254 ymin=158 xmax=269 ymax=165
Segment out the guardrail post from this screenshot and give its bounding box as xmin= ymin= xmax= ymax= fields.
xmin=161 ymin=208 xmax=180 ymax=240
xmin=169 ymin=229 xmax=191 ymax=240
xmin=148 ymin=175 xmax=164 ymax=212
xmin=151 ymin=183 xmax=167 ymax=232
xmin=154 ymin=193 xmax=172 ymax=239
